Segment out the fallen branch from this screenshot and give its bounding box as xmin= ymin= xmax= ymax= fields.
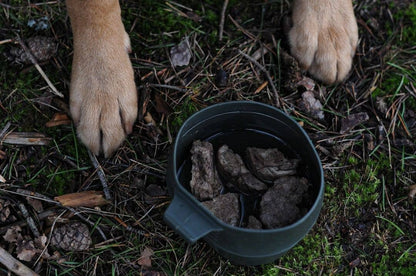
xmin=2 ymin=132 xmax=52 ymax=146
xmin=0 ymin=246 xmax=39 ymax=276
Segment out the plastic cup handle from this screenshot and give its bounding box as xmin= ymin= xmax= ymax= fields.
xmin=164 ymin=193 xmax=222 ymax=243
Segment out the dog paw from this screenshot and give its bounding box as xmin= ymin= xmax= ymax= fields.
xmin=67 ymin=0 xmax=138 ymax=157
xmin=288 ymin=0 xmax=358 ymax=84
xmin=69 ymin=37 xmax=137 ymax=157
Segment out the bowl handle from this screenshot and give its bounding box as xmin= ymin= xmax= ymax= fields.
xmin=164 ymin=193 xmax=222 ymax=243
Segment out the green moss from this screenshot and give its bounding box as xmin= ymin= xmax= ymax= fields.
xmin=277 ymin=234 xmax=343 ymax=275
xmin=340 ymin=153 xmax=396 ymax=216
xmin=170 ymin=98 xmax=199 ymax=131
xmin=394 ymin=3 xmax=416 ymax=45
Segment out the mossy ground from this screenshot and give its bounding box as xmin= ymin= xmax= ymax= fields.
xmin=1 ymin=0 xmax=416 ymax=275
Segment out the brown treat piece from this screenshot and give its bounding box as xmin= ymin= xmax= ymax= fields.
xmin=217 ymin=145 xmax=267 ymax=193
xmin=203 ymin=193 xmax=240 ymax=226
xmin=50 ymin=222 xmax=91 ymax=251
xmin=190 ymin=140 xmax=222 ymax=200
xmin=246 ymin=147 xmax=300 ymax=181
xmin=260 ymin=196 xmax=300 ymax=228
xmin=260 ymin=176 xmax=310 ymax=228
xmin=246 ymin=216 xmax=263 ymax=229
xmin=273 ymin=176 xmax=310 ymax=204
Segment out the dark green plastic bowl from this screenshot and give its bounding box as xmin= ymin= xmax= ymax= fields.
xmin=164 ymin=101 xmax=324 ymax=265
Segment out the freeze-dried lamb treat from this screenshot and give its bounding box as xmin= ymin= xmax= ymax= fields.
xmin=246 ymin=215 xmax=263 ymax=229
xmin=246 ymin=147 xmax=300 ymax=181
xmin=259 ymin=176 xmax=310 ymax=228
xmin=203 ymin=193 xmax=240 ymax=226
xmin=217 ymin=145 xmax=268 ymax=193
xmin=260 ymin=192 xmax=300 ymax=228
xmin=273 ymin=176 xmax=310 ymax=204
xmin=190 ymin=140 xmax=222 ymax=201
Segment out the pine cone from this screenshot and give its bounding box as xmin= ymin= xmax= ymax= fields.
xmin=50 ymin=222 xmax=91 ymax=251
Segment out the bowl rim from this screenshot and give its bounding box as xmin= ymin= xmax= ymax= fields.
xmin=170 ymin=100 xmax=325 ymax=233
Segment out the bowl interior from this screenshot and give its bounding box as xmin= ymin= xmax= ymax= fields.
xmin=171 ymin=102 xmax=323 ymax=229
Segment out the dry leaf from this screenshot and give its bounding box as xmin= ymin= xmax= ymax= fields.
xmin=154 ymin=94 xmax=173 ymax=115
xmin=34 ymin=234 xmax=48 ymax=249
xmin=54 ymin=191 xmax=109 ymax=208
xmin=300 ymin=91 xmax=324 ymax=120
xmin=0 ymin=174 xmax=5 ymax=183
xmin=170 ymin=37 xmax=191 ymax=67
xmin=138 ymin=247 xmax=154 ymax=268
xmin=340 ymin=112 xmax=369 ymax=134
xmin=45 ymin=113 xmax=71 ymax=127
xmin=27 ymin=197 xmax=43 ymax=213
xmin=3 ymin=226 xmax=22 ymax=243
xmin=297 ymin=76 xmax=316 ymax=91
xmin=17 ymin=240 xmax=38 ymax=262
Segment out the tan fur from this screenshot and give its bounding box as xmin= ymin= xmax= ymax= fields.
xmin=288 ymin=0 xmax=358 ymax=84
xmin=66 ymin=0 xmax=137 ymax=157
xmin=65 ymin=0 xmax=357 ymax=156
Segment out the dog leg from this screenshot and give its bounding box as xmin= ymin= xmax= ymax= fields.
xmin=288 ymin=0 xmax=358 ymax=84
xmin=66 ymin=0 xmax=137 ymax=157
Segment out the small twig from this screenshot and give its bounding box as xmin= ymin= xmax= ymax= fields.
xmin=88 ymin=150 xmax=111 ymax=200
xmin=238 ymin=49 xmax=281 ymax=107
xmin=0 ymin=39 xmax=13 ymax=45
xmin=17 ymin=203 xmax=40 ymax=237
xmin=138 ymin=83 xmax=187 ymax=93
xmin=0 ymin=246 xmax=39 ymax=276
xmin=228 ymin=15 xmax=257 ymax=41
xmin=15 ymin=35 xmax=64 ymax=98
xmin=219 ymin=0 xmax=229 ymax=41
